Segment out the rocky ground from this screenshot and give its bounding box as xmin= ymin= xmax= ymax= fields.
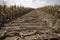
xmin=0 ymin=6 xmax=60 ymax=40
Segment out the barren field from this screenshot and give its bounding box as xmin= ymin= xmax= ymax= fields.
xmin=0 ymin=5 xmax=60 ymax=40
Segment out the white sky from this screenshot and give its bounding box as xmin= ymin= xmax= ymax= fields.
xmin=0 ymin=0 xmax=60 ymax=8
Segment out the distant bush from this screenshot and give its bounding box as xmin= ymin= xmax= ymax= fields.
xmin=0 ymin=5 xmax=35 ymax=27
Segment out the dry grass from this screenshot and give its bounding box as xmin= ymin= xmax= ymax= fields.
xmin=37 ymin=5 xmax=60 ymax=18
xmin=0 ymin=5 xmax=35 ymax=27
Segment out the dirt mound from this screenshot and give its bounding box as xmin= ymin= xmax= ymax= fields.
xmin=0 ymin=5 xmax=60 ymax=40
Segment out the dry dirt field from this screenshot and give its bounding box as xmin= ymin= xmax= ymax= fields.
xmin=0 ymin=5 xmax=60 ymax=40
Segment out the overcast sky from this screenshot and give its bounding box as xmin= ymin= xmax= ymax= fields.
xmin=0 ymin=0 xmax=60 ymax=8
